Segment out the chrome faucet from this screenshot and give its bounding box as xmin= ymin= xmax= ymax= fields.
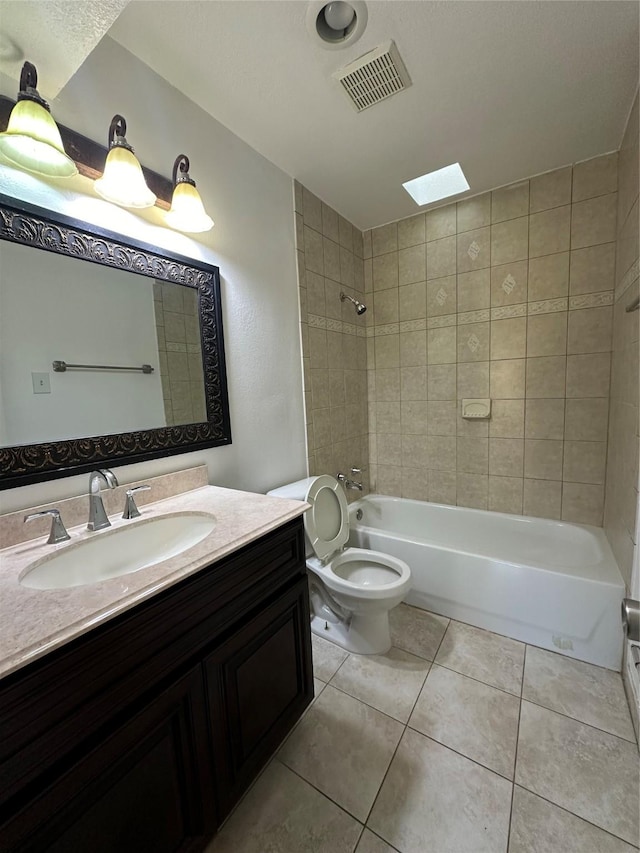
xmin=337 ymin=468 xmax=363 ymax=491
xmin=24 ymin=509 xmax=71 ymax=544
xmin=87 ymin=469 xmax=118 ymax=531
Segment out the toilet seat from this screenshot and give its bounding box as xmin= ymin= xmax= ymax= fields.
xmin=304 ymin=474 xmax=349 ymax=561
xmin=308 ymin=548 xmax=411 ymax=600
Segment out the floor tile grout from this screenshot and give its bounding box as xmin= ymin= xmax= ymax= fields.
xmin=506 ymin=643 xmax=527 ymax=852
xmin=520 ymin=695 xmax=638 ymax=745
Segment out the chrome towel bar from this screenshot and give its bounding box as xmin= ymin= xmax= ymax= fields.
xmin=52 ymin=360 xmax=154 ymax=374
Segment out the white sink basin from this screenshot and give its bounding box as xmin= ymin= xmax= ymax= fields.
xmin=19 ymin=512 xmax=216 ymax=590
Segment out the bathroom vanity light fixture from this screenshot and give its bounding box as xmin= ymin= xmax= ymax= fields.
xmin=165 ymin=154 xmax=214 ymax=233
xmin=0 ymin=61 xmax=77 ymax=177
xmin=94 ymin=114 xmax=156 ymax=209
xmin=403 ymin=162 xmax=470 ymax=206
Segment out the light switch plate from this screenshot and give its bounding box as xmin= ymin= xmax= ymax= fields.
xmin=32 ymin=372 xmax=51 ymax=394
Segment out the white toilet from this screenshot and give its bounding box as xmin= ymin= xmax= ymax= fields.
xmin=267 ymin=475 xmax=411 ymax=654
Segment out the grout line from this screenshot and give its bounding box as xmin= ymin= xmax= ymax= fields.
xmin=520 ymin=696 xmax=638 ymax=746
xmin=507 ymin=644 xmax=527 ymax=850
xmin=275 ymin=757 xmax=366 ymax=826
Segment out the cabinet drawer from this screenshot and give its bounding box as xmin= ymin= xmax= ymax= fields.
xmin=204 ymin=576 xmax=313 ymax=822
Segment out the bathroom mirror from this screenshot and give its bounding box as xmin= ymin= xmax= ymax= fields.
xmin=0 ymin=195 xmax=231 ymax=488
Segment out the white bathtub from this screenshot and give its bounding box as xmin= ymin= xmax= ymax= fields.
xmin=348 ymin=495 xmax=625 ymax=670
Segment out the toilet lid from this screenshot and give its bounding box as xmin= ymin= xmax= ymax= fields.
xmin=304 ymin=475 xmax=349 ymax=561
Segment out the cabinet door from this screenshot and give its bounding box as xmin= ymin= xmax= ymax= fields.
xmin=2 ymin=666 xmax=215 ymax=853
xmin=205 ymin=577 xmax=313 ymax=822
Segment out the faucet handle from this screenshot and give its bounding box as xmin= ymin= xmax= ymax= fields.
xmin=350 ymin=467 xmax=362 ymax=476
xmin=24 ymin=509 xmax=71 ymax=544
xmin=122 ymin=485 xmax=151 ymax=520
xmin=336 ymin=472 xmax=347 ymax=483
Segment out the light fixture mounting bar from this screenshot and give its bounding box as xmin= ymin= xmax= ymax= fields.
xmin=0 ymin=96 xmax=173 ymax=210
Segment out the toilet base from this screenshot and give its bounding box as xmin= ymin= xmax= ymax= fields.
xmin=310 ymin=611 xmax=392 ymax=655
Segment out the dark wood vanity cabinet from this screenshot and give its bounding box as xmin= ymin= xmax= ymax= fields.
xmin=0 ymin=517 xmax=313 ymax=853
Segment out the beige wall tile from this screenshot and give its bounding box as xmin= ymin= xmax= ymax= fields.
xmin=490 ymin=359 xmax=526 ymax=399
xmin=457 ymin=473 xmax=488 ymax=509
xmin=572 ymin=153 xmax=618 ymax=202
xmin=375 ymin=335 xmax=400 ymax=368
xmin=304 ymin=225 xmax=324 ymax=274
xmin=428 ymin=236 xmax=457 ymax=279
xmin=400 ymin=330 xmax=427 ymax=367
xmin=373 ymin=252 xmax=399 ymax=290
xmin=372 ymin=223 xmax=398 ymax=256
xmin=457 ymin=410 xmax=489 ymax=438
xmin=329 ymin=369 xmax=346 ymax=407
xmin=311 ymin=369 xmax=330 ymax=409
xmin=529 ymin=205 xmax=571 ymax=258
xmin=489 ymin=476 xmax=524 ymax=514
xmin=457 ymin=362 xmax=489 ymax=398
xmin=457 ymin=194 xmax=491 ymax=233
xmin=377 ymin=402 xmax=401 ymax=433
xmin=427 ymin=276 xmax=457 ymax=316
xmin=566 ymin=353 xmax=611 ymax=398
xmin=567 ymin=306 xmax=612 ymax=354
xmin=376 ymin=368 xmax=401 ymax=402
xmin=340 ymin=247 xmax=354 ymax=287
xmin=525 ymin=355 xmax=566 ymax=398
xmin=364 ymin=258 xmax=373 ymax=292
xmin=490 ymin=399 xmax=525 ymax=438
xmin=377 ymin=464 xmax=403 ymax=496
xmin=402 ymin=468 xmax=429 ymax=500
xmin=324 ymin=236 xmax=341 ymax=282
xmin=457 ymin=227 xmax=491 ymax=273
xmin=562 ymin=482 xmax=605 ymax=525
xmin=427 ymin=436 xmax=456 ymax=470
xmin=529 ymin=167 xmax=572 ymax=214
xmin=563 ymin=440 xmax=607 ymax=484
xmin=490 ymin=261 xmax=528 ymax=307
xmin=491 ymin=317 xmax=527 ymax=360
xmin=458 ymin=269 xmax=490 ymax=312
xmin=401 ymin=366 xmax=428 ymax=401
xmin=458 ymin=322 xmax=490 ymax=363
xmin=429 ymin=470 xmax=457 ymax=504
xmin=489 ymin=438 xmax=524 ymax=477
xmin=427 ymin=204 xmax=457 ymax=241
xmin=491 ymin=217 xmax=529 ymax=265
xmin=457 ymin=436 xmax=489 ymax=473
xmin=492 ymin=181 xmax=530 ymax=223
xmin=428 ymin=364 xmax=457 ymax=400
xmin=398 ymin=214 xmax=425 ymax=249
xmin=526 ymin=312 xmax=567 ymax=357
xmin=399 ymin=281 xmax=427 ymax=320
xmin=524 ymin=439 xmax=563 ymax=480
xmin=303 ymin=187 xmax=323 ymax=231
xmin=309 ymin=326 xmax=328 ymax=368
xmin=401 ymin=401 xmax=428 ymax=434
xmin=428 ymin=326 xmax=457 ymax=364
xmin=402 ymin=434 xmax=429 ymax=468
xmin=307 ymin=271 xmax=326 ymax=315
xmin=339 ymin=215 xmax=353 ymax=251
xmin=428 ymin=400 xmax=457 ymax=435
xmin=523 ymin=479 xmax=562 ymax=519
xmin=399 ymin=244 xmax=427 ymax=285
xmin=525 ymin=398 xmax=565 ymax=439
xmin=374 ymin=289 xmax=399 ymax=325
xmin=321 ymin=203 xmax=339 ymax=241
xmin=571 ymin=193 xmax=617 ymax=249
xmin=377 ymin=432 xmax=403 ymax=467
xmin=569 ymin=243 xmax=616 ymax=295
xmin=565 ymin=398 xmax=609 ymax=441
xmin=528 ymin=252 xmax=569 ymax=301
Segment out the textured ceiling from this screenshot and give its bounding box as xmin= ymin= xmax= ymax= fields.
xmin=0 ymin=0 xmax=130 ymax=98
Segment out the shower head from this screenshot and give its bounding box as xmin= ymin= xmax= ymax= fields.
xmin=340 ymin=291 xmax=367 ymax=315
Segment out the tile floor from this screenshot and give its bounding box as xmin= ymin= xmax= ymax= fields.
xmin=207 ymin=604 xmax=639 ymax=853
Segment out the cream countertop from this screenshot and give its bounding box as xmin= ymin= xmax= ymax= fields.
xmin=0 ymin=484 xmax=308 ymax=680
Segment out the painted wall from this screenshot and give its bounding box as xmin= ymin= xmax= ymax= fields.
xmin=0 ymin=35 xmax=306 ymax=512
xmin=604 ymin=91 xmax=639 ymax=594
xmin=362 ymin=154 xmax=618 ymax=525
xmin=0 ymin=240 xmax=165 ymax=445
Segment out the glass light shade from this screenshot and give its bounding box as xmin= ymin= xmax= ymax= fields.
xmin=165 ymin=181 xmax=214 ymax=233
xmin=0 ymin=98 xmax=77 ymax=177
xmin=94 ymin=145 xmax=156 ymax=209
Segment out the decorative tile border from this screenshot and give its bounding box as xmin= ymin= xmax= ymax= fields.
xmin=343 ymin=321 xmax=356 ymax=336
xmin=569 ymin=291 xmax=614 ymax=310
xmin=527 ymin=297 xmax=568 ymax=315
xmin=399 ymin=318 xmax=427 ymax=332
xmin=458 ymin=309 xmax=490 ymax=325
xmin=375 ymin=323 xmax=400 ymax=336
xmin=326 ymin=317 xmax=343 ymax=332
xmin=615 ymin=258 xmax=639 ymax=302
xmin=427 ymin=314 xmax=457 ymax=329
xmin=491 ymin=304 xmax=527 ymax=320
xmin=308 ymin=313 xmax=327 ymax=328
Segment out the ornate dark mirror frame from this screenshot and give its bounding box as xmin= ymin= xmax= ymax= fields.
xmin=0 ymin=194 xmax=231 ymax=489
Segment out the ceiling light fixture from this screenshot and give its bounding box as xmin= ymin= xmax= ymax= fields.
xmin=165 ymin=154 xmax=214 ymax=233
xmin=306 ymin=0 xmax=368 ymax=50
xmin=0 ymin=61 xmax=77 ymax=178
xmin=402 ymin=163 xmax=470 ymax=206
xmin=94 ymin=114 xmax=156 ymax=209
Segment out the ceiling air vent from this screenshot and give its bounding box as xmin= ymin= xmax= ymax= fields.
xmin=333 ymin=40 xmax=411 ymax=112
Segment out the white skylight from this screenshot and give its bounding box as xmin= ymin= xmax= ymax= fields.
xmin=402 ymin=163 xmax=470 ymax=206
